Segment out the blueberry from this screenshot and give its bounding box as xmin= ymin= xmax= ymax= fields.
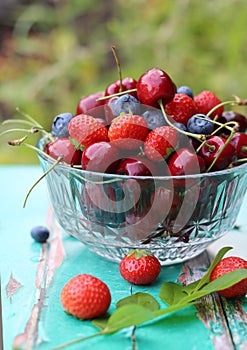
xmin=187 ymin=114 xmax=214 ymax=135
xmin=52 ymin=112 xmax=74 ymax=138
xmin=142 ymin=109 xmax=167 ymax=130
xmin=31 ymin=226 xmax=50 ymax=243
xmin=173 ymin=122 xmax=187 ymax=132
xmin=111 ymin=94 xmax=141 ymax=117
xmin=177 ymin=86 xmax=194 ymax=99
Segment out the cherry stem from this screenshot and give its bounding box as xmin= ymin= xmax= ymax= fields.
xmin=195 ymin=120 xmax=238 ymax=154
xmin=158 ymin=100 xmax=206 ymax=142
xmin=97 ymin=88 xmax=137 ymax=101
xmin=233 ymin=158 xmax=247 ymax=163
xmin=23 ymin=154 xmax=63 ymax=208
xmin=206 ymin=97 xmax=247 ymax=118
xmin=206 ymin=129 xmax=236 ymax=172
xmin=111 ymin=45 xmax=123 ymax=92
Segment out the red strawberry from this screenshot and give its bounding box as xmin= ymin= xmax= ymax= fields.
xmin=108 ymin=114 xmax=149 ymax=150
xmin=194 ymin=90 xmax=224 ymax=118
xmin=119 ymin=249 xmax=161 ymax=285
xmin=144 ymin=126 xmax=178 ymax=162
xmin=210 ymin=256 xmax=247 ymax=298
xmin=68 ymin=114 xmax=108 ymax=150
xmin=165 ymin=93 xmax=198 ymax=125
xmin=60 ymin=274 xmax=111 ymax=319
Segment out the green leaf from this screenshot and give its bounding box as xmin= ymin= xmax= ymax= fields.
xmin=159 ymin=282 xmax=188 ymax=305
xmin=190 ymin=246 xmax=233 ymax=293
xmin=92 ymin=317 xmax=109 ymax=331
xmin=198 ymin=268 xmax=247 ymax=295
xmin=116 ymin=292 xmax=160 ymax=311
xmin=103 ymin=304 xmax=155 ymax=334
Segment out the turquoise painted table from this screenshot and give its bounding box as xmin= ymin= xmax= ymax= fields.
xmin=1 ymin=165 xmax=247 ymax=350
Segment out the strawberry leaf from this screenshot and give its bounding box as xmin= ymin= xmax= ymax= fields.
xmin=116 ymin=292 xmax=160 ymax=311
xmin=103 ymin=304 xmax=155 ymax=334
xmin=191 ymin=246 xmax=233 ymax=293
xmin=159 ymin=282 xmax=188 ymax=305
xmin=92 ymin=317 xmax=109 ymax=331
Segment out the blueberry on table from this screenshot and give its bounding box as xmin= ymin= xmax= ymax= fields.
xmin=52 ymin=112 xmax=74 ymax=138
xmin=187 ymin=113 xmax=214 ymax=135
xmin=31 ymin=226 xmax=50 ymax=243
xmin=111 ymin=94 xmax=141 ymax=117
xmin=177 ymin=85 xmax=194 ymax=99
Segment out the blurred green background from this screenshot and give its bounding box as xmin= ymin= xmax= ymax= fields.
xmin=1 ymin=0 xmax=247 ymax=164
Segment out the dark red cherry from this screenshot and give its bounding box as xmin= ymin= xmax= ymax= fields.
xmin=45 ymin=138 xmax=81 ymax=166
xmin=105 ymin=77 xmax=137 ymax=99
xmin=116 ymin=157 xmax=159 ymax=176
xmin=76 ymin=92 xmax=105 ymax=117
xmin=218 ymin=111 xmax=247 ymax=133
xmin=81 ymin=141 xmax=120 ymax=173
xmin=230 ymin=132 xmax=247 ymax=159
xmin=168 ymin=148 xmax=206 ymax=176
xmin=137 ymin=68 xmax=176 ymax=108
xmin=199 ymin=135 xmax=235 ymax=171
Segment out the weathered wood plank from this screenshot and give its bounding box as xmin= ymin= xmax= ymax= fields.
xmin=178 ymin=251 xmax=235 ymax=350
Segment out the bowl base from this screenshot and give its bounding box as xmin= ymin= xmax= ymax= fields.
xmin=81 ymin=238 xmax=213 ymax=266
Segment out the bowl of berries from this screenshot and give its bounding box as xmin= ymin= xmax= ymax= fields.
xmin=6 ymin=65 xmax=247 ymax=265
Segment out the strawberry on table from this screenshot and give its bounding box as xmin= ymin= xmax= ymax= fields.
xmin=119 ymin=249 xmax=161 ymax=285
xmin=108 ymin=113 xmax=149 ymax=150
xmin=60 ymin=274 xmax=111 ymax=319
xmin=210 ymin=256 xmax=247 ymax=298
xmin=68 ymin=114 xmax=109 ymax=150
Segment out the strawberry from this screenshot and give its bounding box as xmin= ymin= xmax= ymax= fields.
xmin=119 ymin=249 xmax=161 ymax=285
xmin=210 ymin=256 xmax=247 ymax=298
xmin=108 ymin=114 xmax=149 ymax=150
xmin=144 ymin=126 xmax=178 ymax=162
xmin=68 ymin=114 xmax=108 ymax=150
xmin=194 ymin=90 xmax=224 ymax=118
xmin=165 ymin=93 xmax=198 ymax=125
xmin=60 ymin=274 xmax=111 ymax=319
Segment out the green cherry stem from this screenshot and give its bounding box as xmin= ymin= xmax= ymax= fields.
xmin=111 ymin=45 xmax=123 ymax=92
xmin=206 ymin=97 xmax=247 ymax=118
xmin=23 ymin=154 xmax=63 ymax=208
xmin=195 ymin=120 xmax=238 ymax=154
xmin=206 ymin=129 xmax=236 ymax=172
xmin=158 ymin=100 xmax=206 ymax=142
xmin=96 ymin=88 xmax=137 ymax=101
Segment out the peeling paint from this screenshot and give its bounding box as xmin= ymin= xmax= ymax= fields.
xmin=5 ymin=273 xmax=22 ymax=303
xmin=13 ymin=208 xmax=65 ymax=350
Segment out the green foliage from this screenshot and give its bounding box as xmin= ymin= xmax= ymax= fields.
xmin=1 ymin=0 xmax=247 ymax=163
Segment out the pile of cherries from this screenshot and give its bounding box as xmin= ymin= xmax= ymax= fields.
xmin=45 ymin=67 xmax=247 ymax=177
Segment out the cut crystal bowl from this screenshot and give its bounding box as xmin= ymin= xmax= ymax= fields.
xmin=37 ymin=138 xmax=247 ymax=265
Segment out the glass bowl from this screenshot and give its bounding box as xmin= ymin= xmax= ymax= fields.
xmin=37 ymin=138 xmax=247 ymax=265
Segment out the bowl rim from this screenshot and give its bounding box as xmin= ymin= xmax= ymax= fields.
xmin=37 ymin=137 xmax=247 ymax=181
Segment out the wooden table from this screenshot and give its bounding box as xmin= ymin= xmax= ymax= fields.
xmin=1 ymin=165 xmax=247 ymax=350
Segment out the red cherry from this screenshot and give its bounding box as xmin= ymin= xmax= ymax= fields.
xmin=105 ymin=77 xmax=137 ymax=99
xmin=199 ymin=135 xmax=235 ymax=171
xmin=230 ymin=132 xmax=247 ymax=159
xmin=81 ymin=141 xmax=120 ymax=173
xmin=76 ymin=92 xmax=105 ymax=117
xmin=168 ymin=148 xmax=206 ymax=176
xmin=218 ymin=111 xmax=247 ymax=133
xmin=137 ymin=68 xmax=176 ymax=108
xmin=45 ymin=138 xmax=81 ymax=166
xmin=116 ymin=157 xmax=159 ymax=177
